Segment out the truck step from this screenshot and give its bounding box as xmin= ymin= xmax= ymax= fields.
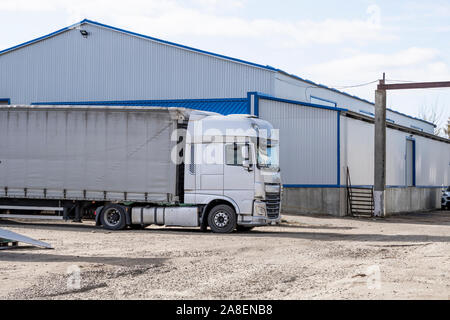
xmin=0 ymin=205 xmax=64 ymax=211
xmin=0 ymin=214 xmax=64 ymax=220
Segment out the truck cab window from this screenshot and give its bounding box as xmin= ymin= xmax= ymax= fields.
xmin=225 ymin=143 xmax=251 ymax=166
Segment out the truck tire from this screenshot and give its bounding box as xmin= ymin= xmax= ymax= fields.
xmin=207 ymin=204 xmax=236 ymax=233
xmin=100 ymin=204 xmax=127 ymax=230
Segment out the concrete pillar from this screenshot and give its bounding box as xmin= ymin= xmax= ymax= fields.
xmin=374 ymin=89 xmax=386 ymax=217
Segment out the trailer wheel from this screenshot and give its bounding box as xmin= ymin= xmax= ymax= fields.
xmin=100 ymin=205 xmax=127 ymax=230
xmin=207 ymin=204 xmax=236 ymax=233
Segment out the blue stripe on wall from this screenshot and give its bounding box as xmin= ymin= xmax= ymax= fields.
xmin=284 ymin=185 xmax=445 ymax=189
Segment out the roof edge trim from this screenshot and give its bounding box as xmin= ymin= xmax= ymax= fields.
xmin=276 ymin=70 xmax=437 ymax=127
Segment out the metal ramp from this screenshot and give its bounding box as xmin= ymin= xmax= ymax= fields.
xmin=0 ymin=227 xmax=52 ymax=249
xmin=346 ymin=167 xmax=374 ymax=217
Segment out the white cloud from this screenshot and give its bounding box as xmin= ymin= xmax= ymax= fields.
xmin=0 ymin=0 xmax=394 ymax=47
xmin=303 ymin=47 xmax=450 ymax=92
xmin=308 ymin=47 xmax=441 ymax=75
xmin=302 ymin=47 xmax=450 ymax=122
xmin=190 ymin=0 xmax=245 ymax=11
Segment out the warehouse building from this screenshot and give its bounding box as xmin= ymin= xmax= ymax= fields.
xmin=0 ymin=19 xmax=448 ymax=216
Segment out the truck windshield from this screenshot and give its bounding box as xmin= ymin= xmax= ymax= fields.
xmin=257 ymin=139 xmax=280 ymax=170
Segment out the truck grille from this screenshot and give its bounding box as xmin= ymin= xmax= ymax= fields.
xmin=266 ymin=192 xmax=281 ymax=219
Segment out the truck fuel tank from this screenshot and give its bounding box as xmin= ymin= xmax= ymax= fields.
xmin=131 ymin=207 xmax=199 ymax=227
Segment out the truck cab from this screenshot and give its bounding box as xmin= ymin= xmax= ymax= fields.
xmin=183 ymin=113 xmax=282 ymax=232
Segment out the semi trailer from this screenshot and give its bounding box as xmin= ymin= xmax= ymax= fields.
xmin=0 ymin=105 xmax=281 ymax=233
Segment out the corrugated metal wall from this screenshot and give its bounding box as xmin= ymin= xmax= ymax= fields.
xmin=258 ymin=97 xmax=338 ymax=186
xmin=344 ymin=117 xmax=374 ymax=186
xmin=343 ymin=116 xmax=449 ymax=187
xmin=273 ymin=73 xmax=435 ymax=134
xmin=0 ymin=24 xmax=274 ymax=104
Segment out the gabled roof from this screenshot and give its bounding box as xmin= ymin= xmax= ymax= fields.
xmin=0 ymin=19 xmax=277 ymax=72
xmin=0 ymin=19 xmax=436 ymax=127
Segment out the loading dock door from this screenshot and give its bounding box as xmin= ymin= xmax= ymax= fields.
xmin=406 ymin=139 xmax=415 ymax=187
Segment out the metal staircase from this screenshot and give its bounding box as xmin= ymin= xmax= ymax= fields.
xmin=346 ymin=167 xmax=374 ymax=217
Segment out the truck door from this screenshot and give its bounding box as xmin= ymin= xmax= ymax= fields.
xmin=196 ymin=143 xmax=224 ymax=196
xmin=223 ymin=143 xmax=255 ymax=214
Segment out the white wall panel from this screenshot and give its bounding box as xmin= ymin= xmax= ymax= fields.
xmin=274 ymin=73 xmax=435 ymax=134
xmin=343 ymin=116 xmax=449 ymax=187
xmin=345 ymin=118 xmax=374 ymax=186
xmin=0 ymin=24 xmax=274 ymax=104
xmin=415 ymin=135 xmax=449 ymax=186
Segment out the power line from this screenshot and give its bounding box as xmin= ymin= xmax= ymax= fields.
xmin=302 ymin=79 xmax=379 ymax=100
xmin=333 ymin=80 xmax=379 ymax=89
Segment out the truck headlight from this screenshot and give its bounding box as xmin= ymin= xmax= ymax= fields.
xmin=254 ymin=201 xmax=267 ymax=216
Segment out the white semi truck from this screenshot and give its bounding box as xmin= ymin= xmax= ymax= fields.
xmin=0 ymin=105 xmax=281 ymax=233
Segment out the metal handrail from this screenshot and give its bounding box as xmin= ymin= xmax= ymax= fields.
xmin=347 ymin=167 xmax=374 ymax=217
xmin=346 ymin=167 xmax=353 ymax=216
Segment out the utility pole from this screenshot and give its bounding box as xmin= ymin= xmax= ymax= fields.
xmin=373 ymin=75 xmax=450 ymax=218
xmin=374 ymin=73 xmax=386 ymax=217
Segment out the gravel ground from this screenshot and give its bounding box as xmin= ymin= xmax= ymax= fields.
xmin=1 ymin=210 xmax=449 ymax=300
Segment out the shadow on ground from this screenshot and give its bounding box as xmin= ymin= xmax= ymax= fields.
xmin=0 ymin=252 xmax=168 ymax=266
xmin=229 ymin=230 xmax=450 ymax=242
xmin=283 ymin=210 xmax=450 ymax=228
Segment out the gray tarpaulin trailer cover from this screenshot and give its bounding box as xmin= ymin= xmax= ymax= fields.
xmin=0 ymin=105 xmax=189 ymax=203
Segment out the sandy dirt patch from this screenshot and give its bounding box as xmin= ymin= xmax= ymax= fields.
xmin=1 ymin=210 xmax=449 ymax=300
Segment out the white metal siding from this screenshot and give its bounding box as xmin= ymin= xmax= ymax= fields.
xmin=415 ymin=135 xmax=449 ymax=186
xmin=274 ymin=73 xmax=435 ymax=134
xmin=343 ymin=116 xmax=449 ymax=187
xmin=0 ymin=24 xmax=274 ymax=104
xmin=258 ymin=98 xmax=338 ymax=185
xmin=345 ymin=117 xmax=374 ymax=186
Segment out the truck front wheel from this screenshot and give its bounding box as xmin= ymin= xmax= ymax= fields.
xmin=100 ymin=205 xmax=127 ymax=230
xmin=207 ymin=204 xmax=236 ymax=233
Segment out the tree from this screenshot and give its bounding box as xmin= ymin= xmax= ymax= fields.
xmin=418 ymin=102 xmax=447 ymax=137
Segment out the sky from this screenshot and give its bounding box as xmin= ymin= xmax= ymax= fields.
xmin=0 ymin=0 xmax=449 ymax=132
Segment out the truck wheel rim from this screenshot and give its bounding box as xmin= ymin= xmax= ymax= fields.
xmin=214 ymin=211 xmax=229 ymax=228
xmin=104 ymin=208 xmax=121 ymax=226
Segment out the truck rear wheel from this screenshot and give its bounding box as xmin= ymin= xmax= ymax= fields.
xmin=207 ymin=204 xmax=236 ymax=233
xmin=100 ymin=204 xmax=127 ymax=230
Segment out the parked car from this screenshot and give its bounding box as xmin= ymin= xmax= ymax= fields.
xmin=442 ymin=187 xmax=450 ymax=210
